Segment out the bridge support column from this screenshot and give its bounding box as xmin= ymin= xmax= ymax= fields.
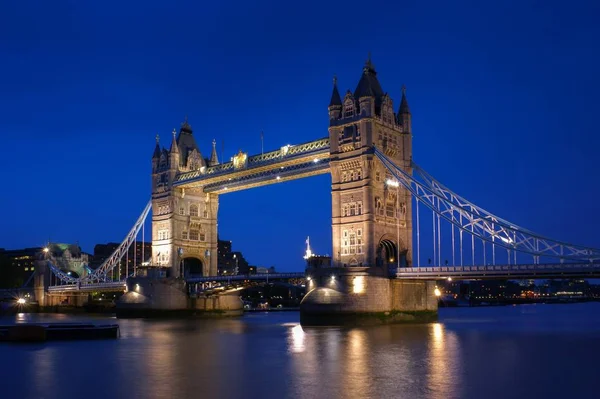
xmin=300 ymin=267 xmax=437 ymax=326
xmin=33 ymin=258 xmax=50 ymax=307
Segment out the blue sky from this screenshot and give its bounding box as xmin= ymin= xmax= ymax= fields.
xmin=1 ymin=0 xmax=599 ymax=271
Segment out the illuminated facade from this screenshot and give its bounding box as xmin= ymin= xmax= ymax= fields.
xmin=328 ymin=56 xmax=413 ymax=269
xmin=151 ymin=58 xmax=413 ymax=277
xmin=151 ymin=121 xmax=219 ymax=276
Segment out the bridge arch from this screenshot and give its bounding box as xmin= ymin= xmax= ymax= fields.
xmin=376 ymin=235 xmax=408 ymax=268
xmin=182 ymin=257 xmax=203 ymax=278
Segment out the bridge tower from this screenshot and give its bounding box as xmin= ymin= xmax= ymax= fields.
xmin=151 ymin=119 xmax=218 ymax=277
xmin=328 ymin=56 xmax=413 ymax=271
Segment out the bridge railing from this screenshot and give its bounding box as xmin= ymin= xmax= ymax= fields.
xmin=186 ymin=272 xmax=305 ymax=283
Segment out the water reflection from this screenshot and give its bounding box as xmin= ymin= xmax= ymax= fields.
xmin=288 ymin=324 xmax=305 ymax=353
xmin=2 ymin=305 xmax=600 ymax=399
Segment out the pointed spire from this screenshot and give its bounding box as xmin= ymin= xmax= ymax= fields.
xmin=152 ymin=134 xmax=161 ymax=159
xmin=210 ymin=139 xmax=219 ymax=165
xmin=363 ymin=51 xmax=376 ymax=75
xmin=169 ymin=129 xmax=179 ymax=153
xmin=355 ymin=54 xmax=383 ymax=100
xmin=329 ymin=75 xmax=342 ymax=107
xmin=399 ymin=85 xmax=410 ymax=114
xmin=180 ymin=116 xmax=192 ymax=133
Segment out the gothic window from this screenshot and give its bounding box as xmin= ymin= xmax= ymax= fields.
xmin=356 ymin=169 xmax=362 ymax=180
xmin=343 ymin=230 xmax=348 ymax=238
xmin=375 ymin=171 xmax=381 ymax=182
xmin=199 ymin=232 xmax=206 ymax=241
xmin=342 ymin=205 xmax=348 ymax=217
xmin=179 ymin=206 xmax=185 ymax=215
xmin=203 ymin=209 xmax=208 ymax=218
xmin=386 ymin=204 xmax=395 ymax=218
xmin=357 ymin=201 xmax=363 ymax=215
xmin=189 ymin=230 xmax=199 ymax=241
xmin=342 ymin=229 xmax=363 ymax=257
xmin=190 ymin=204 xmax=199 ymax=217
xmin=343 ymin=97 xmax=355 ymax=118
xmin=182 ymin=231 xmax=188 ymax=240
xmin=349 ymin=203 xmax=356 ymax=216
xmin=158 ymin=230 xmax=169 ymax=240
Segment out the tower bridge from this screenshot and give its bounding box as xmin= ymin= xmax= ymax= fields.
xmin=36 ymin=57 xmax=600 ymax=324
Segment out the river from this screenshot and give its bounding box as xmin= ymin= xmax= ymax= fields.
xmin=1 ymin=303 xmax=599 ymax=399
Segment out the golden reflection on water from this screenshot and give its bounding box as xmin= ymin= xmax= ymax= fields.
xmin=288 ymin=324 xmax=306 ymax=353
xmin=427 ymin=322 xmax=461 ymax=397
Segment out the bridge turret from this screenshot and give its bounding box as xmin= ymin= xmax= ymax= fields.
xmin=328 ymin=56 xmax=413 ymax=270
xmin=328 ymin=76 xmax=342 ymax=120
xmin=209 ymin=139 xmax=219 ymax=166
xmin=151 ymin=134 xmax=161 ymax=173
xmin=397 ymin=85 xmax=411 ymax=134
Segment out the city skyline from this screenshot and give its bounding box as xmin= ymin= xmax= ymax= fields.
xmin=1 ymin=0 xmax=599 ymax=271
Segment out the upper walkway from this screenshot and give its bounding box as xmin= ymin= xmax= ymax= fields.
xmin=174 ymin=137 xmax=331 ymax=193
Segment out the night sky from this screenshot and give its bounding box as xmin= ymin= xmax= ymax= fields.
xmin=1 ymin=0 xmax=599 ymax=271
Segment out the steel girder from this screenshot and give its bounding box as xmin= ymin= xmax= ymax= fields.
xmin=374 ymin=148 xmax=600 ymax=263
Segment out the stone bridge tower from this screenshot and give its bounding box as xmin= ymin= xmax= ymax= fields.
xmin=151 ymin=119 xmax=219 ymax=277
xmin=328 ymin=57 xmax=413 ymax=272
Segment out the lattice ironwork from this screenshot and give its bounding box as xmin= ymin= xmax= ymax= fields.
xmin=374 ymin=147 xmax=600 ymax=263
xmin=48 ymin=201 xmax=152 ymax=286
xmin=175 ymin=137 xmax=330 ymax=185
xmin=203 ymin=158 xmax=330 ymax=192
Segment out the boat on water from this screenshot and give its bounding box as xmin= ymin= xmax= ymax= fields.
xmin=0 ymin=323 xmax=119 ymax=342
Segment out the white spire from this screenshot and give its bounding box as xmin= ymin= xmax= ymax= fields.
xmin=303 ymin=236 xmax=313 ymax=260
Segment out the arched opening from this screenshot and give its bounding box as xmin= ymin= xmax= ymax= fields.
xmin=181 ymin=257 xmax=203 ymax=278
xmin=376 ymin=239 xmax=397 ymax=268
xmin=376 ymin=238 xmax=409 ymax=268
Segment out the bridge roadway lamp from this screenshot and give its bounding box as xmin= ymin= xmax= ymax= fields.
xmin=386 ymin=179 xmax=401 ymax=275
xmin=178 ymin=248 xmax=184 ymax=278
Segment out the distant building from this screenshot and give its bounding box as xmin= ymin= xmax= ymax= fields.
xmin=47 ymin=243 xmax=91 ymax=278
xmin=217 ymin=239 xmax=249 ymax=275
xmin=306 ymin=255 xmax=331 ymax=269
xmin=0 ymin=247 xmax=42 ymax=288
xmin=256 ymin=266 xmax=276 ymax=274
xmin=92 ymin=242 xmax=152 ymax=277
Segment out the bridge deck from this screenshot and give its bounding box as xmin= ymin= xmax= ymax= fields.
xmin=396 ymin=263 xmax=600 ymax=279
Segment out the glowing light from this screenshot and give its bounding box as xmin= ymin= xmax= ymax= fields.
xmin=43 ymin=247 xmax=49 ymax=253
xmin=434 ymin=288 xmax=441 ymax=297
xmin=313 ymin=158 xmax=319 ymax=163
xmin=17 ymin=298 xmax=26 ymax=305
xmin=276 ymin=176 xmax=281 ymax=180
xmin=499 ymin=236 xmax=513 ymax=244
xmin=331 ymin=275 xmax=335 ymax=281
xmin=135 ymin=284 xmax=140 ymax=292
xmin=303 ymin=236 xmax=313 ymax=260
xmin=224 ymin=187 xmax=228 ymax=190
xmin=288 ymin=324 xmax=305 ymax=353
xmin=447 ymin=277 xmax=452 ymax=281
xmin=386 ymin=179 xmax=400 ymax=188
xmin=306 ymin=276 xmax=311 ymax=281
xmin=353 ymin=276 xmax=365 ymax=294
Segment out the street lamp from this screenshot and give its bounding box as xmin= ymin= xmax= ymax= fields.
xmin=386 ymin=179 xmax=401 ymax=275
xmin=233 ymin=254 xmax=239 ymax=275
xmin=178 ymin=247 xmax=184 ymax=278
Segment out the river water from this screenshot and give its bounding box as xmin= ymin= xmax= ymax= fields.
xmin=1 ymin=303 xmax=599 ymax=399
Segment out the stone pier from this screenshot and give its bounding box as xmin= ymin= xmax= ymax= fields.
xmin=300 ymin=267 xmax=438 ymax=326
xmin=116 ymin=274 xmax=243 ymax=318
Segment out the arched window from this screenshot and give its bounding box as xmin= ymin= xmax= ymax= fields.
xmin=189 ymin=230 xmax=199 ymax=241
xmin=190 ymin=204 xmax=199 ymax=217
